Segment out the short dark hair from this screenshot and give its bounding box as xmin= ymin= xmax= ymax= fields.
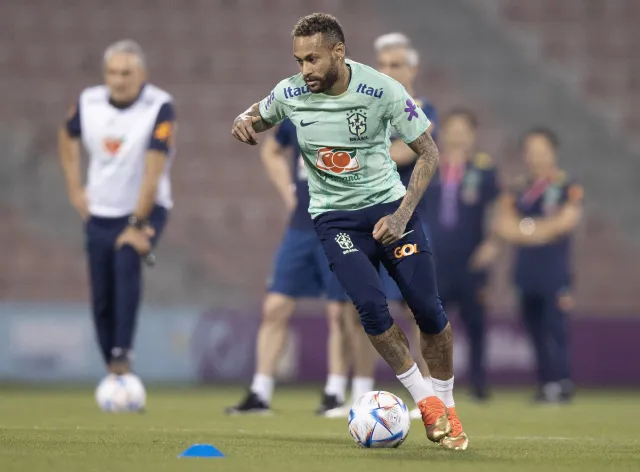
xmin=442 ymin=107 xmax=479 ymax=130
xmin=291 ymin=13 xmax=345 ymax=47
xmin=521 ymin=126 xmax=559 ymax=150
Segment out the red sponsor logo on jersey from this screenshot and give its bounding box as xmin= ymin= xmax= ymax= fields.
xmin=103 ymin=137 xmax=124 ymax=155
xmin=315 ymin=147 xmax=359 ymax=174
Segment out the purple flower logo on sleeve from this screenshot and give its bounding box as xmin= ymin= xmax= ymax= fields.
xmin=404 ymin=99 xmax=419 ymax=121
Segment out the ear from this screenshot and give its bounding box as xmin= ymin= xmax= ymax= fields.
xmin=333 ymin=42 xmax=345 ymax=59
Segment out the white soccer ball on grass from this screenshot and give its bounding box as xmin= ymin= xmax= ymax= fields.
xmin=95 ymin=373 xmax=147 ymax=412
xmin=348 ymin=390 xmax=410 ymax=448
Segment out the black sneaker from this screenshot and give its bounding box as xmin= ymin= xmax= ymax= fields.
xmin=315 ymin=393 xmax=343 ymax=416
xmin=225 ymin=391 xmax=271 ymax=415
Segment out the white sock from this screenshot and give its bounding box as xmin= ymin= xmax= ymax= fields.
xmin=324 ymin=374 xmax=348 ymax=402
xmin=432 ymin=376 xmax=455 ymax=408
xmin=397 ymin=363 xmax=436 ymax=404
xmin=250 ymin=373 xmax=274 ymax=404
xmin=351 ymin=376 xmax=375 ymax=405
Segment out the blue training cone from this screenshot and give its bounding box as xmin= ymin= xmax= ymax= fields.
xmin=179 ymin=444 xmax=225 ymax=458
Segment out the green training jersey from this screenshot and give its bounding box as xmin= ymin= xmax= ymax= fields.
xmin=258 ymin=59 xmax=431 ymax=218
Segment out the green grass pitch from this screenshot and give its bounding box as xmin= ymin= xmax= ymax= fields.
xmin=1 ymin=385 xmax=639 ymax=472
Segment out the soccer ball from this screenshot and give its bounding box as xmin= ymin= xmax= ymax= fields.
xmin=95 ymin=373 xmax=146 ymax=412
xmin=348 ymin=390 xmax=410 ymax=448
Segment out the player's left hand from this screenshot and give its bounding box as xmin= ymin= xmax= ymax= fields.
xmin=115 ymin=226 xmax=155 ymax=255
xmin=373 ymin=213 xmax=408 ymax=246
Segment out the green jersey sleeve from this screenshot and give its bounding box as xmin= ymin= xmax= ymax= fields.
xmin=386 ymin=83 xmax=431 ymax=144
xmin=258 ymin=80 xmax=292 ymax=125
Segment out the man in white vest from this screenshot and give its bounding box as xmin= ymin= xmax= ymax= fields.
xmin=58 ymin=40 xmax=175 ymax=375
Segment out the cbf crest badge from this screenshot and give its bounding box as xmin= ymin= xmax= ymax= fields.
xmin=335 ymin=232 xmax=358 ymax=255
xmin=347 ymin=111 xmax=367 ymax=137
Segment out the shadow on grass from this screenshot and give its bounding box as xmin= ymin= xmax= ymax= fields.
xmin=260 ymin=434 xmax=495 ymax=462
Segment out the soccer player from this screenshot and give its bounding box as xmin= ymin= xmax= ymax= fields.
xmin=340 ymin=32 xmax=441 ymax=415
xmin=59 ymin=40 xmax=175 ymax=375
xmin=494 ymin=128 xmax=583 ymax=403
xmin=421 ymin=109 xmax=500 ymax=402
xmin=231 ymin=13 xmax=468 ymax=450
xmin=226 ymin=118 xmax=351 ymax=415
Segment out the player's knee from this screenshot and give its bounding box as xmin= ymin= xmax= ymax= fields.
xmin=412 ymin=295 xmax=449 ymax=335
xmin=262 ymin=293 xmax=295 ymax=326
xmin=395 ymin=253 xmax=448 ymax=334
xmin=355 ymin=298 xmax=393 ymax=336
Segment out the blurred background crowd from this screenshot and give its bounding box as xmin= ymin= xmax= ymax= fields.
xmin=1 ymin=0 xmax=638 ymax=386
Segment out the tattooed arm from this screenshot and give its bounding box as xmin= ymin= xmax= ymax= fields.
xmin=397 ymin=131 xmax=439 ymax=218
xmin=231 ymin=102 xmax=275 ymax=146
xmin=373 ymin=131 xmax=439 ymax=245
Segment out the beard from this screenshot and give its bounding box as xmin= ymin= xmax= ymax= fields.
xmin=306 ymin=58 xmax=340 ymax=93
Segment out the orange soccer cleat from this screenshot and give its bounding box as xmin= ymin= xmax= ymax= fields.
xmin=417 ymin=396 xmax=451 ymax=443
xmin=440 ymin=407 xmax=469 ymax=451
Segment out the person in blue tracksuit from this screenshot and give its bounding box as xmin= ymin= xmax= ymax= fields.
xmin=495 ymin=127 xmax=584 ymax=403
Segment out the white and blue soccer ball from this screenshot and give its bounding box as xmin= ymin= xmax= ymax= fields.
xmin=348 ymin=390 xmax=410 ymax=448
xmin=95 ymin=373 xmax=147 ymax=412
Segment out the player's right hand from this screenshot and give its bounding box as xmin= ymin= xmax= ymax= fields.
xmin=69 ymin=187 xmax=89 ymax=221
xmin=373 ymin=213 xmax=409 ymax=246
xmin=231 ymin=114 xmax=261 ymax=145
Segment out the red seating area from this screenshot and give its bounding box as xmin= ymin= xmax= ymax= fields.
xmin=499 ymin=0 xmax=640 ymax=146
xmin=1 ymin=0 xmax=391 ymax=304
xmin=1 ymin=0 xmax=638 ymax=312
xmin=0 ymin=209 xmax=88 ymax=301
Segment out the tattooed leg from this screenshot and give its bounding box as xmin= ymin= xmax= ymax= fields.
xmin=367 ymin=322 xmax=415 ymax=375
xmin=372 ymin=322 xmax=453 ymax=444
xmin=420 ymin=322 xmax=454 ymax=380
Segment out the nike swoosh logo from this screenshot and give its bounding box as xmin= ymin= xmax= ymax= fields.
xmin=300 ymin=120 xmax=318 ymax=127
xmin=381 ymin=230 xmax=415 ymax=246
